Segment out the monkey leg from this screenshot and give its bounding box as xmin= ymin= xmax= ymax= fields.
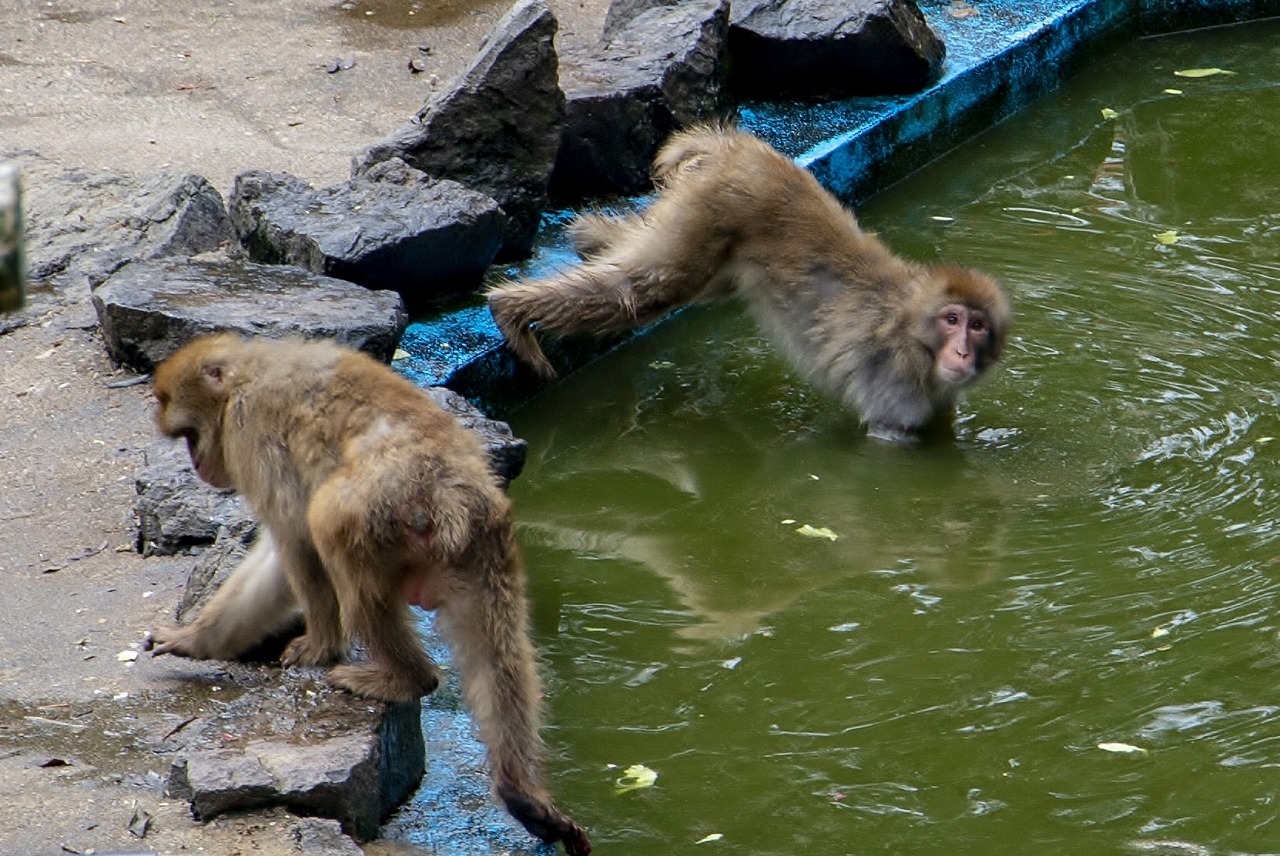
xmin=568 ymin=211 xmax=646 ymax=259
xmin=274 ymin=535 xmax=347 ymax=668
xmin=327 ymin=585 xmax=442 ymax=703
xmin=305 ymin=474 xmax=442 ymax=701
xmin=148 ymin=531 xmax=301 ymax=660
xmin=487 ymin=261 xmax=688 ymax=380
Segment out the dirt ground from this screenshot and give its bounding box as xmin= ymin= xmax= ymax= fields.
xmin=0 ymin=1 xmax=606 ymax=853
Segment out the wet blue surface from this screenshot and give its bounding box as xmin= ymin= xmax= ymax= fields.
xmin=386 ymin=0 xmax=1280 ymax=851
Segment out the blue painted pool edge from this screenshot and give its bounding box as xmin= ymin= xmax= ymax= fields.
xmin=400 ymin=0 xmax=1280 ymax=415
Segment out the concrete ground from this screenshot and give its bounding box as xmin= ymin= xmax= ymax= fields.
xmin=0 ymin=1 xmax=605 ymax=854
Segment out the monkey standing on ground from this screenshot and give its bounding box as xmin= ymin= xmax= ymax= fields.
xmin=487 ymin=125 xmax=1011 ymax=443
xmin=146 ymin=334 xmax=590 ymax=855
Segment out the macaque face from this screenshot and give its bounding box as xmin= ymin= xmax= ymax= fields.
xmin=153 ymin=354 xmax=234 ymax=490
xmin=933 ymin=303 xmax=993 ymax=386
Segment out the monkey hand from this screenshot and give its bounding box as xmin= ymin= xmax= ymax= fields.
xmin=866 ymin=422 xmax=920 ymax=446
xmin=502 ymin=792 xmax=592 ymax=855
xmin=144 ymin=626 xmax=209 ymax=659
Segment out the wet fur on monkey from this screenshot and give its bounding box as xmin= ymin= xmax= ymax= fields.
xmin=146 ymin=334 xmax=589 ymax=855
xmin=487 ymin=125 xmax=1010 ymax=443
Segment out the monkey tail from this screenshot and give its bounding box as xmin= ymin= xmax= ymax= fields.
xmin=651 ymin=120 xmax=740 ymax=186
xmin=437 ymin=520 xmax=591 ymax=856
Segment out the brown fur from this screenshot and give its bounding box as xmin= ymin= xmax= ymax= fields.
xmin=147 ymin=334 xmax=589 ymax=855
xmin=487 ymin=125 xmax=1010 ymax=442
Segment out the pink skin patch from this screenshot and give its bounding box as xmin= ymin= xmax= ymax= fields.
xmin=401 ymin=574 xmax=443 ymax=610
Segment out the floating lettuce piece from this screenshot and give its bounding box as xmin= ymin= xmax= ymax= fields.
xmin=795 ymin=524 xmax=838 ymax=541
xmin=615 ymin=763 xmax=658 ymax=793
xmin=1173 ymin=67 xmax=1235 ymax=78
xmin=1098 ymin=742 xmax=1148 ymax=755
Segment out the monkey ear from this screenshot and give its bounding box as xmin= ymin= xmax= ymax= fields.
xmin=201 ymin=363 xmax=226 ymax=391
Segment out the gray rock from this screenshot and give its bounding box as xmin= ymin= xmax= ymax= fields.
xmin=134 ymin=440 xmax=255 ymax=557
xmin=166 ymin=699 xmax=425 ymax=841
xmin=601 ymin=0 xmax=674 ymax=42
xmin=10 ymin=151 xmax=232 ymax=291
xmin=174 ymin=526 xmax=257 ymax=622
xmin=552 ymin=0 xmax=731 ymax=196
xmin=729 ymin=0 xmax=945 ymax=98
xmin=354 ymin=0 xmax=564 ymax=260
xmin=91 ymin=255 xmax=407 ymax=372
xmin=290 ymin=818 xmax=364 ymax=855
xmin=425 ymin=386 xmax=528 ymax=488
xmin=229 ymin=159 xmax=504 ymax=305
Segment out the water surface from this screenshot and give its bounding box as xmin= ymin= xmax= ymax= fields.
xmin=507 ymin=20 xmax=1280 ymax=855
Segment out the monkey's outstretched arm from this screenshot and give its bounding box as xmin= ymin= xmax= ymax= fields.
xmin=147 ymin=531 xmax=301 ymax=660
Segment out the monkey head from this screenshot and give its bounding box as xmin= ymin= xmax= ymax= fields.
xmin=920 ymin=265 xmax=1010 ymax=391
xmin=152 ymin=333 xmax=240 ymax=490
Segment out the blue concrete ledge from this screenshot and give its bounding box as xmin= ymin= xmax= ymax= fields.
xmin=398 ymin=0 xmax=1280 ymax=416
xmin=388 ymin=1 xmax=1280 ymax=849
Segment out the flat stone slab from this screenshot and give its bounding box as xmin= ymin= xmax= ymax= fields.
xmin=161 ymin=675 xmax=424 ymax=843
xmin=91 ymin=255 xmax=407 ymax=372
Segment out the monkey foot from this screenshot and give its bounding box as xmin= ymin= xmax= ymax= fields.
xmin=502 ymin=793 xmax=592 ymax=856
xmin=280 ymin=633 xmax=343 ymax=668
xmin=328 ymin=663 xmax=440 ymax=703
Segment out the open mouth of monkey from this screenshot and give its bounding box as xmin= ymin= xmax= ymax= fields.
xmin=178 ymin=430 xmax=214 ymax=485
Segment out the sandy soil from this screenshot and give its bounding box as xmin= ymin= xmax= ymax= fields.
xmin=0 ymin=1 xmax=606 ymax=852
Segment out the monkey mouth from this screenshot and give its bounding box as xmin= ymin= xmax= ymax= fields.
xmin=938 ymin=365 xmax=974 ymax=385
xmin=182 ymin=431 xmax=222 ymax=487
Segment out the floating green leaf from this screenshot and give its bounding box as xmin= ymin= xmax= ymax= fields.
xmin=392 ymin=348 xmax=410 ymax=361
xmin=1098 ymin=742 xmax=1148 ymax=755
xmin=1154 ymin=230 xmax=1179 ymax=246
xmin=1173 ymin=67 xmax=1236 ymax=78
xmin=1163 ymin=88 xmax=1183 ymax=95
xmin=1100 ymin=107 xmax=1119 ymax=120
xmin=615 ymin=763 xmax=658 ymax=793
xmin=695 ymin=833 xmax=724 ymax=844
xmin=795 ymin=524 xmax=838 ymax=541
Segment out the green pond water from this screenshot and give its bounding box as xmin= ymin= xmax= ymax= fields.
xmin=506 ymin=19 xmax=1280 ymax=855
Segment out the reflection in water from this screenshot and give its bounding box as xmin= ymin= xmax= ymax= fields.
xmin=486 ymin=19 xmax=1280 ymax=856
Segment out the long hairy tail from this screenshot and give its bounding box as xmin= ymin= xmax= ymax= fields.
xmin=651 ymin=120 xmax=740 ymax=186
xmin=436 ymin=520 xmax=591 ymax=855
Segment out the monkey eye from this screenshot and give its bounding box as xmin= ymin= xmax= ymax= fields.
xmin=970 ymin=318 xmax=987 ymax=333
xmin=943 ymin=312 xmax=961 ymax=326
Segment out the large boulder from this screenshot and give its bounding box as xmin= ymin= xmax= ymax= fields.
xmin=229 ymin=159 xmax=504 ymax=306
xmin=729 ymin=0 xmax=945 ymax=98
xmin=91 ymin=255 xmax=407 ymax=372
xmin=353 ymin=0 xmax=564 ymax=260
xmin=551 ymin=0 xmax=731 ymax=196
